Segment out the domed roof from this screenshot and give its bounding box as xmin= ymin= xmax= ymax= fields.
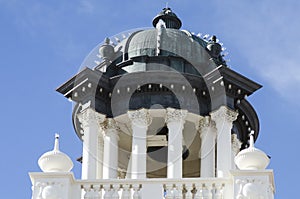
xmin=38 ymin=134 xmax=73 ymax=172
xmin=94 ymin=8 xmax=226 ymax=75
xmin=111 ymin=29 xmax=225 ymax=74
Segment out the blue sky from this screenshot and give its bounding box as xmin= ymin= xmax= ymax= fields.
xmin=0 ymin=0 xmax=298 ymax=198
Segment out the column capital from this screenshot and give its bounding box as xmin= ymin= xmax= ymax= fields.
xmin=210 ymin=106 xmax=238 ymax=123
xmin=232 ymin=134 xmax=242 ymax=155
xmin=101 ymin=118 xmax=120 ymax=140
xmin=165 ymin=108 xmax=187 ymax=124
xmin=101 ymin=118 xmax=119 ymax=131
xmin=199 ymin=116 xmax=217 ymax=134
xmin=77 ymin=108 xmax=106 ymax=128
xmin=128 ymin=109 xmax=152 ymax=127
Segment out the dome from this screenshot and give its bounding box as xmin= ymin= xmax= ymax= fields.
xmin=38 ymin=134 xmax=73 ymax=172
xmin=100 ymin=8 xmax=226 ymax=76
xmin=110 ymin=28 xmax=225 ymax=76
xmin=235 ymin=131 xmax=270 ymax=170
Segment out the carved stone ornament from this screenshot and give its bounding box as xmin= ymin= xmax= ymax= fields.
xmin=210 ymin=106 xmax=238 ymax=123
xmin=232 ymin=134 xmax=242 ymax=155
xmin=101 ymin=118 xmax=120 ymax=140
xmin=235 ymin=179 xmax=266 ymax=199
xmin=199 ymin=116 xmax=217 ymax=131
xmin=33 ymin=182 xmax=63 ymax=199
xmin=165 ymin=108 xmax=187 ymax=123
xmin=128 ymin=109 xmax=152 ymax=127
xmin=101 ymin=118 xmax=119 ymax=131
xmin=77 ymin=108 xmax=106 ymax=128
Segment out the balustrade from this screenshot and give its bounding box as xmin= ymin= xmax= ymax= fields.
xmin=80 ymin=178 xmax=228 ymax=199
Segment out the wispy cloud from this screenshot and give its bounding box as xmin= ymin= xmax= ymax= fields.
xmin=211 ymin=1 xmax=300 ymax=104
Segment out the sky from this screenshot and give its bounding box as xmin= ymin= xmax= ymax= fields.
xmin=0 ymin=0 xmax=299 ymax=198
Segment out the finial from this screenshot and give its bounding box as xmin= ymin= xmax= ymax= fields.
xmin=249 ymin=130 xmax=255 ymax=148
xmin=166 ymin=2 xmax=169 ymax=8
xmin=104 ymin=37 xmax=110 ymax=44
xmin=54 ymin=133 xmax=60 ymax=151
xmin=234 ymin=129 xmax=270 ymax=170
xmin=211 ymin=35 xmax=217 ymax=42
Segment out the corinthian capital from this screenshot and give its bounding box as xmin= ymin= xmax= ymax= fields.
xmin=231 ymin=134 xmax=242 ymax=155
xmin=165 ymin=108 xmax=187 ymax=123
xmin=77 ymin=108 xmax=106 ymax=128
xmin=101 ymin=118 xmax=119 ymax=131
xmin=128 ymin=109 xmax=152 ymax=127
xmin=199 ymin=116 xmax=217 ymax=134
xmin=199 ymin=116 xmax=216 ymax=129
xmin=210 ymin=106 xmax=238 ymax=123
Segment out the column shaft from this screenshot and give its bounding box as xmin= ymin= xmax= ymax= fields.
xmin=166 ymin=108 xmax=187 ymax=179
xmin=128 ymin=109 xmax=152 ymax=179
xmin=199 ymin=116 xmax=217 ymax=177
xmin=210 ymin=106 xmax=238 ymax=177
xmin=102 ymin=119 xmax=119 ymax=179
xmin=96 ymin=134 xmax=104 ymax=179
xmin=78 ymin=108 xmax=105 ymax=179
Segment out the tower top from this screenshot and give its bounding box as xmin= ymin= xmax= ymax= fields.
xmin=152 ymin=7 xmax=182 ymax=29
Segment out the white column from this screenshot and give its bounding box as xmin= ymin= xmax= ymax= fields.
xmin=166 ymin=108 xmax=187 ymax=179
xmin=231 ymin=134 xmax=242 ymax=169
xmin=77 ymin=107 xmax=105 ymax=179
xmin=96 ymin=133 xmax=104 ymax=179
xmin=101 ymin=118 xmax=120 ymax=179
xmin=210 ymin=106 xmax=238 ymax=177
xmin=199 ymin=116 xmax=217 ymax=177
xmin=128 ymin=109 xmax=152 ymax=179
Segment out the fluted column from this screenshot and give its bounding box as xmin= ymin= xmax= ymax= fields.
xmin=77 ymin=107 xmax=105 ymax=179
xmin=128 ymin=109 xmax=152 ymax=179
xmin=166 ymin=108 xmax=187 ymax=178
xmin=199 ymin=116 xmax=217 ymax=177
xmin=101 ymin=118 xmax=120 ymax=179
xmin=231 ymin=134 xmax=242 ymax=169
xmin=210 ymin=106 xmax=238 ymax=177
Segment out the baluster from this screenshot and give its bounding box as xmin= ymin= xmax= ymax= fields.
xmin=165 ymin=184 xmax=174 ymax=199
xmin=214 ymin=183 xmax=223 ymax=199
xmin=92 ymin=185 xmax=102 ymax=199
xmin=104 ymin=185 xmax=112 ymax=199
xmin=121 ymin=185 xmax=130 ymax=199
xmin=132 ymin=184 xmax=140 ymax=199
xmin=185 ymin=184 xmax=193 ymax=199
xmin=112 ymin=185 xmax=120 ymax=199
xmin=174 ymin=184 xmax=183 ymax=199
xmin=202 ymin=184 xmax=212 ymax=199
xmin=194 ymin=183 xmax=202 ymax=199
xmin=83 ymin=185 xmax=92 ymax=199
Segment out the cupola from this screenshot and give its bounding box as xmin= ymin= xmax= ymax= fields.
xmin=152 ymin=8 xmax=182 ymax=29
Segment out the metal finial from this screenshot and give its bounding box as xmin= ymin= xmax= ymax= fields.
xmin=54 ymin=133 xmax=60 ymax=151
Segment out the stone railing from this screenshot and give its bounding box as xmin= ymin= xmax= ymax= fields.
xmin=29 ymin=170 xmax=275 ymax=199
xmin=79 ymin=178 xmax=231 ymax=199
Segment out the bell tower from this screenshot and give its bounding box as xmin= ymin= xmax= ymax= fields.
xmin=30 ymin=7 xmax=275 ymax=199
